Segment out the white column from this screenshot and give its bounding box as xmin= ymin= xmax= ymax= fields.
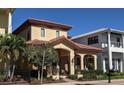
xmin=78 ymin=54 xmax=85 ymax=70
xmin=122 ymin=34 xmax=124 ymax=72
xmin=113 ymin=59 xmax=116 ymax=70
xmin=8 ymin=11 xmax=12 ymax=34
xmin=122 ymin=34 xmax=124 ymax=48
xmin=103 ymin=59 xmax=106 ymax=72
xmin=108 ymin=31 xmax=113 ymax=69
xmin=120 ymin=59 xmax=123 ymax=72
xmin=70 ymin=51 xmax=75 ymax=75
xmin=116 ymin=59 xmax=119 ymax=70
xmin=94 ymin=55 xmax=97 ymax=70
xmin=80 ymin=54 xmax=84 ymax=70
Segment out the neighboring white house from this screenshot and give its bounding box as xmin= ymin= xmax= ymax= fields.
xmin=72 ymin=28 xmax=124 ymax=72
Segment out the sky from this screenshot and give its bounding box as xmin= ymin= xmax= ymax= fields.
xmin=12 ymin=8 xmax=124 ymax=37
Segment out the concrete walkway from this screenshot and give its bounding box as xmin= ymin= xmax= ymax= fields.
xmin=44 ymin=78 xmax=124 ymax=85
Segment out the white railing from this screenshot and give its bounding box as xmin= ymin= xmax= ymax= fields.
xmin=101 ymin=41 xmax=123 ymax=48
xmin=111 ymin=41 xmax=123 ymax=48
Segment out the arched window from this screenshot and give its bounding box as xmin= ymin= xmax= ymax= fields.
xmin=84 ymin=55 xmax=94 ymax=70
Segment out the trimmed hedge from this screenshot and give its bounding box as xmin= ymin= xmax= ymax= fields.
xmin=68 ymin=75 xmax=77 ymax=80
xmin=68 ymin=70 xmax=124 ymax=81
xmin=81 ymin=70 xmax=103 ymax=75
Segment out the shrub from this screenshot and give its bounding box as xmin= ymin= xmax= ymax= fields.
xmin=80 ymin=70 xmax=87 ymax=74
xmin=81 ymin=70 xmax=103 ymax=75
xmin=79 ymin=70 xmax=104 ymax=80
xmin=112 ymin=76 xmax=124 ymax=79
xmin=105 ymin=70 xmax=121 ymax=76
xmin=0 ymin=72 xmax=4 ymax=81
xmin=95 ymin=70 xmax=104 ymax=75
xmin=120 ymin=72 xmax=124 ymax=76
xmin=75 ymin=69 xmax=81 ymax=74
xmin=83 ymin=72 xmax=97 ymax=80
xmin=68 ymin=75 xmax=77 ymax=80
xmin=46 ymin=76 xmax=53 ymax=80
xmin=111 ymin=72 xmax=120 ymax=76
xmin=78 ymin=77 xmax=84 ymax=81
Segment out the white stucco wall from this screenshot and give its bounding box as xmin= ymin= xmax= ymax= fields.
xmin=73 ymin=33 xmax=102 ymax=48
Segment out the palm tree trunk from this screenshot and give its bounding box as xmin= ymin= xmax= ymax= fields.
xmin=7 ymin=65 xmax=11 ymax=80
xmin=38 ymin=69 xmax=40 ymax=80
xmin=4 ymin=63 xmax=7 ymax=78
xmin=41 ymin=51 xmax=45 ymax=84
xmin=10 ymin=64 xmax=15 ymax=81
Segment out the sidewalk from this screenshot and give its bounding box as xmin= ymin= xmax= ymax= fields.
xmin=1 ymin=78 xmax=124 ymax=85
xmin=44 ymin=78 xmax=124 ymax=85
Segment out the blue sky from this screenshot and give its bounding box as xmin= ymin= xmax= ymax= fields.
xmin=12 ymin=8 xmax=124 ymax=36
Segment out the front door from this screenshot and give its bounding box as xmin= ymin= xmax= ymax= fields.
xmin=59 ymin=56 xmax=69 ymax=75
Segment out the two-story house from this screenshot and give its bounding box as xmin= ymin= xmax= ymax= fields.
xmin=13 ymin=18 xmax=102 ymax=75
xmin=72 ymin=28 xmax=124 ymax=72
xmin=0 ymin=8 xmax=15 ymax=35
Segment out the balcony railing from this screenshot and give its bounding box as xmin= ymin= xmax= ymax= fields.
xmin=111 ymin=41 xmax=123 ymax=48
xmin=101 ymin=41 xmax=123 ymax=48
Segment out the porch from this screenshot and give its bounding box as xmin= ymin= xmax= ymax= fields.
xmin=102 ymin=52 xmax=123 ymax=72
xmin=54 ymin=44 xmax=98 ymax=76
xmin=26 ymin=36 xmax=102 ymax=79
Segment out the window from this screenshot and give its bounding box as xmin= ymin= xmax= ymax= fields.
xmin=56 ymin=31 xmax=60 ymax=38
xmin=117 ymin=38 xmax=120 ymax=42
xmin=41 ymin=28 xmax=45 ymax=37
xmin=88 ymin=36 xmax=98 ymax=45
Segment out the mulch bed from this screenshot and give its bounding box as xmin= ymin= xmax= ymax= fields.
xmin=31 ymin=79 xmax=66 ymax=85
xmin=0 ymin=79 xmax=66 ymax=85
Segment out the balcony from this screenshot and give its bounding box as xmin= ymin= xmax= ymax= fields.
xmin=101 ymin=41 xmax=123 ymax=48
xmin=111 ymin=41 xmax=123 ymax=48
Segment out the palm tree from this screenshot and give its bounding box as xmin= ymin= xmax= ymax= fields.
xmin=0 ymin=34 xmax=27 ymax=80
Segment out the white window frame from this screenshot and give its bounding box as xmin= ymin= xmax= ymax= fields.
xmin=56 ymin=31 xmax=60 ymax=38
xmin=41 ymin=27 xmax=45 ymax=37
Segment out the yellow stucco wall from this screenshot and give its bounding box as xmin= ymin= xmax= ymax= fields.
xmin=54 ymin=43 xmax=75 ymax=75
xmin=31 ymin=26 xmax=67 ymax=41
xmin=0 ymin=13 xmax=8 ymax=35
xmin=54 ymin=43 xmax=73 ymax=52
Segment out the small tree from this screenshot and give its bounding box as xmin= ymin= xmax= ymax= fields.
xmin=27 ymin=45 xmax=41 ymax=80
xmin=27 ymin=44 xmax=59 ymax=84
xmin=39 ymin=44 xmax=59 ymax=84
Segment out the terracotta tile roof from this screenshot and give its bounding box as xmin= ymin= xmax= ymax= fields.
xmin=26 ymin=36 xmax=102 ymax=53
xmin=75 ymin=43 xmax=102 ymax=51
xmin=13 ymin=18 xmax=72 ymax=35
xmin=26 ymin=39 xmax=47 ymax=45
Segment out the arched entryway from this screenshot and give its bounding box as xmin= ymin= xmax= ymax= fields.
xmin=56 ymin=49 xmax=70 ymax=75
xmin=84 ymin=54 xmax=95 ymax=70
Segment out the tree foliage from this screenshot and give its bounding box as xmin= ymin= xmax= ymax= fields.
xmin=27 ymin=44 xmax=59 ymax=84
xmin=0 ymin=34 xmax=27 ymax=80
xmin=27 ymin=44 xmax=59 ymax=67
